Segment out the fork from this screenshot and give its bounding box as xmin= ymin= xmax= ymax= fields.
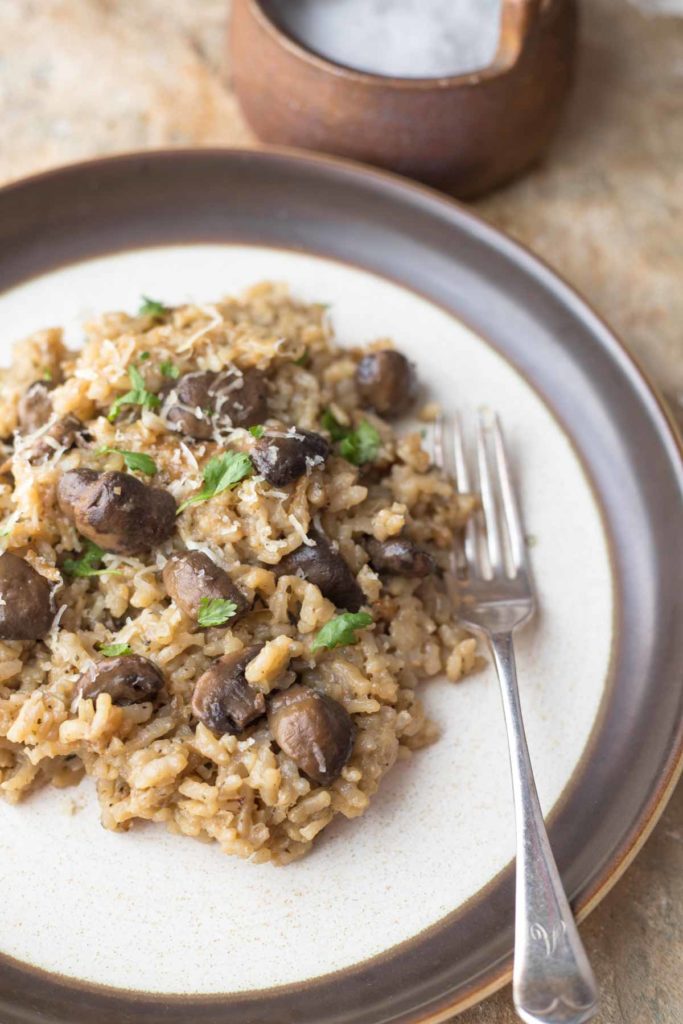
xmin=435 ymin=411 xmax=599 ymax=1024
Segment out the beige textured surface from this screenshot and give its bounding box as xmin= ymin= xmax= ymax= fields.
xmin=0 ymin=0 xmax=681 ymax=1020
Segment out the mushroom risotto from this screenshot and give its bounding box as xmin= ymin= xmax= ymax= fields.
xmin=0 ymin=284 xmax=478 ymax=864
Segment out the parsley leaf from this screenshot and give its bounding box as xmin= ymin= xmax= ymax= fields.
xmin=107 ymin=365 xmax=161 ymax=422
xmin=321 ymin=410 xmax=380 ymax=465
xmin=197 ymin=597 xmax=238 ymax=628
xmin=139 ymin=296 xmax=168 ymax=318
xmin=139 ymin=351 xmax=151 ymax=362
xmin=294 ymin=348 xmax=310 ymax=367
xmin=63 ymin=541 xmax=119 ymax=578
xmin=42 ymin=368 xmax=53 ymax=381
xmin=98 ymin=642 xmax=132 ymax=657
xmin=321 ymin=408 xmax=348 ymax=442
xmin=339 ymin=420 xmax=381 ymax=466
xmin=311 ymin=612 xmax=373 ymax=652
xmin=248 ymin=424 xmax=265 ymax=438
xmin=160 ymin=359 xmax=180 ymax=380
xmin=177 ymin=450 xmax=253 ymax=513
xmin=97 ymin=446 xmax=157 ymax=476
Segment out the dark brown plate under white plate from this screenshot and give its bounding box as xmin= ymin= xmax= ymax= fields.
xmin=0 ymin=149 xmax=680 ymax=1024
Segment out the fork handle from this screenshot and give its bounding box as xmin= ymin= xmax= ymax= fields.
xmin=489 ymin=631 xmax=599 ymax=1024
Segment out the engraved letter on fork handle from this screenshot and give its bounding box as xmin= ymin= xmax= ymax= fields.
xmin=489 ymin=632 xmax=598 ymax=1024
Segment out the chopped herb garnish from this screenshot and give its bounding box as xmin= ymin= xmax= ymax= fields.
xmin=160 ymin=359 xmax=180 ymax=380
xmin=139 ymin=296 xmax=168 ymax=318
xmin=177 ymin=450 xmax=253 ymax=513
xmin=42 ymin=369 xmax=53 ymax=381
xmin=197 ymin=597 xmax=238 ymax=628
xmin=98 ymin=642 xmax=132 ymax=657
xmin=107 ymin=364 xmax=161 ymax=422
xmin=138 ymin=351 xmax=151 ymax=362
xmin=63 ymin=541 xmax=119 ymax=578
xmin=339 ymin=420 xmax=381 ymax=466
xmin=321 ymin=408 xmax=348 ymax=442
xmin=294 ymin=348 xmax=310 ymax=367
xmin=97 ymin=446 xmax=157 ymax=476
xmin=248 ymin=424 xmax=265 ymax=439
xmin=311 ymin=612 xmax=373 ymax=652
xmin=321 ymin=410 xmax=380 ymax=466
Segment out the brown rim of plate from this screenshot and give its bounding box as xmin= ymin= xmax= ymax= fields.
xmin=0 ymin=147 xmax=680 ymax=1024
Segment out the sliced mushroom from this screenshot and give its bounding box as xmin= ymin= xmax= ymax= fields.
xmin=268 ymin=684 xmax=354 ymax=785
xmin=355 ymin=350 xmax=418 ymax=418
xmin=24 ymin=414 xmax=83 ymax=464
xmin=162 ymin=550 xmax=248 ymax=623
xmin=251 ymin=429 xmax=329 ymax=487
xmin=18 ymin=380 xmax=55 ymax=434
xmin=163 ymin=367 xmax=267 ymax=438
xmin=0 ymin=551 xmax=53 ymax=640
xmin=366 ymin=537 xmax=435 ymax=577
xmin=57 ymin=469 xmax=176 ymax=554
xmin=192 ymin=644 xmax=266 ymax=735
xmin=76 ymin=655 xmax=165 ymax=705
xmin=274 ymin=528 xmax=363 ymax=612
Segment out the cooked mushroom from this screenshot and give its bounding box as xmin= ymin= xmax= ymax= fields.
xmin=18 ymin=380 xmax=55 ymax=434
xmin=24 ymin=414 xmax=83 ymax=464
xmin=268 ymin=684 xmax=354 ymax=785
xmin=162 ymin=550 xmax=249 ymax=623
xmin=0 ymin=551 xmax=53 ymax=640
xmin=192 ymin=645 xmax=266 ymax=735
xmin=366 ymin=537 xmax=435 ymax=577
xmin=57 ymin=469 xmax=176 ymax=554
xmin=163 ymin=370 xmax=215 ymax=439
xmin=212 ymin=367 xmax=267 ymax=429
xmin=251 ymin=429 xmax=329 ymax=487
xmin=355 ymin=350 xmax=418 ymax=418
xmin=76 ymin=655 xmax=165 ymax=705
xmin=163 ymin=367 xmax=267 ymax=438
xmin=274 ymin=527 xmax=363 ymax=611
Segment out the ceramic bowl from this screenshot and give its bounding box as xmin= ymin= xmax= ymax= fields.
xmin=230 ymin=0 xmax=578 ymax=197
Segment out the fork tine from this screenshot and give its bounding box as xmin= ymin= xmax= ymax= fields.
xmin=476 ymin=412 xmax=505 ymax=577
xmin=434 ymin=415 xmax=459 ymax=578
xmin=492 ymin=413 xmax=528 ymax=573
xmin=452 ymin=413 xmax=481 ymax=574
xmin=433 ymin=413 xmax=446 ymax=472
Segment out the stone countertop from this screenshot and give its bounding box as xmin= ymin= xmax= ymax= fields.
xmin=0 ymin=1 xmax=681 ymax=1021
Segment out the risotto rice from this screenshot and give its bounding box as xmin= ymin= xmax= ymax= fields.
xmin=0 ymin=284 xmax=477 ymax=864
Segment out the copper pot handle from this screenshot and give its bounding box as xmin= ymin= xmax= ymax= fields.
xmin=490 ymin=0 xmax=545 ymax=75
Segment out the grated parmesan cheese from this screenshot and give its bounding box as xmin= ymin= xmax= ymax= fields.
xmin=177 ymin=305 xmax=224 ymax=353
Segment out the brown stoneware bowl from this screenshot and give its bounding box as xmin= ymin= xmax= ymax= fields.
xmin=230 ymin=0 xmax=578 ymax=197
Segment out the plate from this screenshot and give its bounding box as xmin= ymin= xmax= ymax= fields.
xmin=0 ymin=149 xmax=680 ymax=1024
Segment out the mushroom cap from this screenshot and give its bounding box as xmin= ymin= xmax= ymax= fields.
xmin=192 ymin=644 xmax=266 ymax=735
xmin=355 ymin=350 xmax=418 ymax=418
xmin=163 ymin=367 xmax=268 ymax=437
xmin=76 ymin=655 xmax=165 ymax=705
xmin=57 ymin=469 xmax=176 ymax=555
xmin=25 ymin=414 xmax=83 ymax=465
xmin=366 ymin=537 xmax=435 ymax=578
xmin=163 ymin=371 xmax=216 ymax=439
xmin=275 ymin=528 xmax=363 ymax=612
xmin=268 ymin=684 xmax=355 ymax=786
xmin=0 ymin=551 xmax=53 ymax=641
xmin=251 ymin=428 xmax=329 ymax=487
xmin=162 ymin=550 xmax=249 ymax=622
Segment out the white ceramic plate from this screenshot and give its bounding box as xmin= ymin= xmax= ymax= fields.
xmin=0 ymin=150 xmax=679 ymax=1024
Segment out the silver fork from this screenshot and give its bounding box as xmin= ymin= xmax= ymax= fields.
xmin=435 ymin=411 xmax=598 ymax=1024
